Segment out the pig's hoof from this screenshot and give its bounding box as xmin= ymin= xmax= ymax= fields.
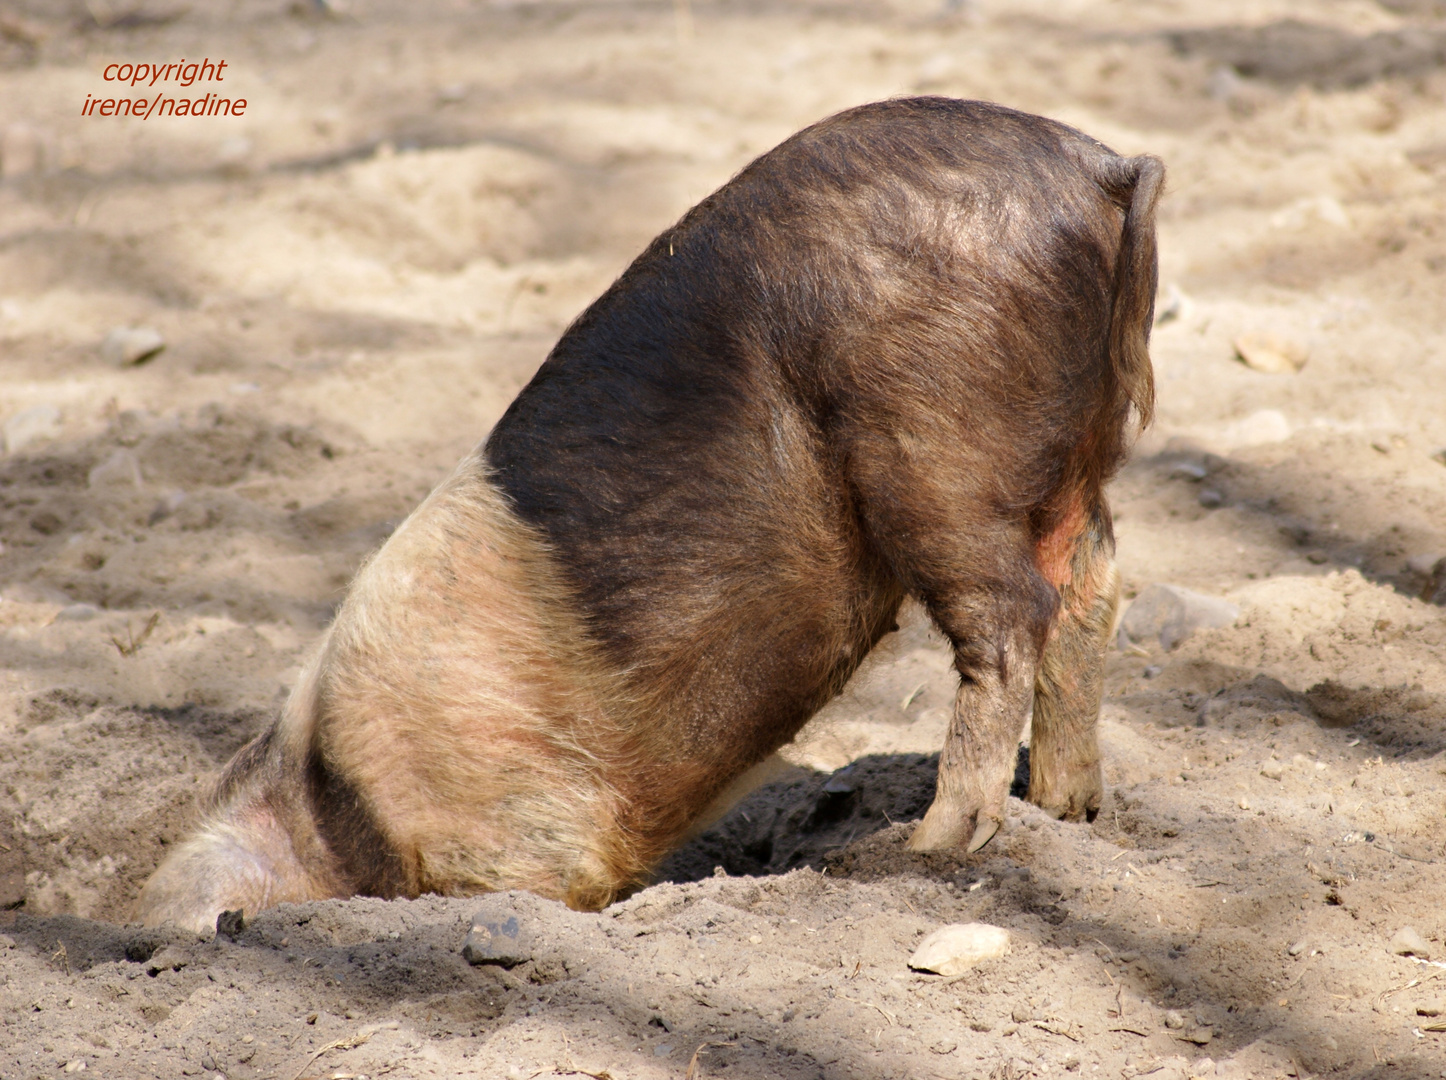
xmin=1027 ymin=763 xmax=1102 ymax=823
xmin=907 ymin=804 xmax=1003 ymax=853
xmin=966 ymin=815 xmax=1001 ymax=852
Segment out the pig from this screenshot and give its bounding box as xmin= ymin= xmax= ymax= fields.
xmin=136 ymin=97 xmax=1163 ymax=934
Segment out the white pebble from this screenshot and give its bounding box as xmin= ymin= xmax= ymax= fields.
xmin=908 ymin=922 xmax=1010 ymax=976
xmin=3 ymin=404 xmax=60 ymax=453
xmin=1391 ymin=926 xmax=1432 ymax=959
xmin=100 ymin=326 xmax=165 ymax=367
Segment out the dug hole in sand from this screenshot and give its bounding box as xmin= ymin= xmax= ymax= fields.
xmin=1 ymin=2 xmax=1446 ymax=1078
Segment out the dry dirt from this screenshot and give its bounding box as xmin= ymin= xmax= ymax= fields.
xmin=2 ymin=1 xmax=1446 ymax=1078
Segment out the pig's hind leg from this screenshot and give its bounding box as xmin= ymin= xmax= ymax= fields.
xmin=1026 ymin=504 xmax=1118 ymax=821
xmin=905 ymin=563 xmax=1051 ymax=854
xmin=842 ymin=432 xmax=1055 ymax=854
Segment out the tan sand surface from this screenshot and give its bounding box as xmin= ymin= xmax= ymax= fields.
xmin=1 ymin=1 xmax=1446 ymax=1077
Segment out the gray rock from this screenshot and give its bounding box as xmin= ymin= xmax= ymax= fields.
xmin=1121 ymin=584 xmax=1239 ymax=651
xmin=4 ymin=404 xmax=60 ymax=453
xmin=1390 ymin=926 xmax=1432 ymax=959
xmin=1154 ymin=284 xmax=1192 ymax=326
xmin=1197 ymin=488 xmax=1225 ymax=508
xmin=1286 ymin=940 xmax=1306 ymax=956
xmin=88 ymin=448 xmax=143 ymax=488
xmin=1164 ymin=1008 xmax=1187 ymax=1029
xmin=1170 ymin=460 xmax=1209 ymax=480
xmin=1406 ymin=552 xmax=1445 ymax=577
xmin=3 ymin=583 xmax=72 ymax=605
xmin=215 ymin=909 xmax=245 ymax=940
xmin=56 ymin=603 xmax=100 ymax=621
xmin=148 ymin=490 xmax=186 ymax=526
xmin=100 ymin=326 xmax=165 ymax=367
xmin=463 ymin=894 xmax=536 ymax=967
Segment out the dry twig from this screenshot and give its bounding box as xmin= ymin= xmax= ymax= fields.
xmin=110 ymin=611 xmax=160 ymax=657
xmin=684 ymin=1040 xmax=736 ymax=1080
xmin=288 ymin=1021 xmax=396 ymax=1080
xmin=836 ymin=993 xmax=895 ymax=1026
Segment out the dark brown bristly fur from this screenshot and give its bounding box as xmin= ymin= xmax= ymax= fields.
xmin=136 ymin=97 xmax=1162 ymax=934
xmin=487 ymin=97 xmax=1161 ymax=857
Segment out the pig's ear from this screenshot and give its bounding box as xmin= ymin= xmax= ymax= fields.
xmin=133 ymin=804 xmax=327 ymax=935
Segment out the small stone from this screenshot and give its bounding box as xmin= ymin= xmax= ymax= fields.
xmin=4 ymin=404 xmax=61 ymax=452
xmin=100 ymin=326 xmax=165 ymax=367
xmin=1116 ymin=950 xmax=1139 ymax=964
xmin=1192 ymin=1058 xmax=1216 ymax=1078
xmin=1011 ymin=1004 xmax=1032 ymax=1023
xmin=1416 ymin=999 xmax=1445 ymax=1017
xmin=463 ymin=895 xmax=535 ymax=967
xmin=1164 ymin=1009 xmax=1187 ymax=1029
xmin=1233 ymin=332 xmax=1307 ymax=374
xmin=216 ymin=136 xmax=253 ymax=175
xmin=62 ymin=1061 xmax=86 ymax=1073
xmin=1154 ymin=283 xmax=1191 ymax=326
xmin=1218 ymin=408 xmax=1292 ymax=447
xmin=930 ymin=1040 xmax=958 ymax=1055
xmin=1197 ymin=488 xmax=1225 ymax=508
xmin=1143 ymin=665 xmax=1162 ymax=679
xmin=1182 ymin=1025 xmax=1213 ymax=1045
xmin=1121 ymin=584 xmax=1239 ymax=652
xmin=748 ymin=934 xmax=763 ymax=944
xmin=652 ymin=1044 xmax=673 ymax=1058
xmin=29 ymin=511 xmax=62 ymax=535
xmin=148 ymin=490 xmax=186 ymax=526
xmin=215 ymin=909 xmax=245 ymax=940
xmin=907 ymin=922 xmax=1011 ymax=976
xmin=1260 ymin=760 xmax=1284 ymax=781
xmin=1390 ymin=926 xmax=1432 ymax=959
xmin=1406 ymin=553 xmax=1445 ymax=577
xmin=1286 ymin=940 xmax=1306 ymax=956
xmin=56 ymin=603 xmax=100 ymax=621
xmin=1238 ymin=797 xmax=1250 ymax=810
xmin=88 ymin=448 xmax=143 ymax=488
xmin=1170 ymin=460 xmax=1209 ymax=481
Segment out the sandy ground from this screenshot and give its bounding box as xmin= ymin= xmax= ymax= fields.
xmin=2 ymin=0 xmax=1446 ymax=1077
